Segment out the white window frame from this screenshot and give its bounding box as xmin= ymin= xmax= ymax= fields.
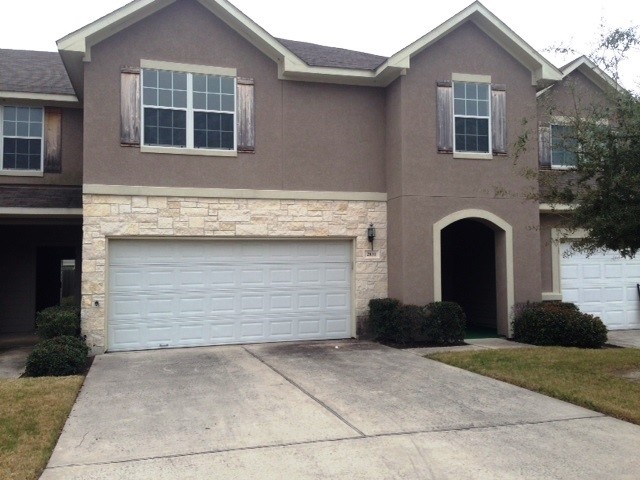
xmin=140 ymin=60 xmax=237 ymax=157
xmin=452 ymin=75 xmax=492 ymax=160
xmin=550 ymin=123 xmax=578 ymax=170
xmin=0 ymin=105 xmax=45 ymax=177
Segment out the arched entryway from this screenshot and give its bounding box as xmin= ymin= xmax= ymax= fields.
xmin=433 ymin=210 xmax=514 ymax=337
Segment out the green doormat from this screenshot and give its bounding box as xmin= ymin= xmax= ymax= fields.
xmin=464 ymin=325 xmax=500 ymax=339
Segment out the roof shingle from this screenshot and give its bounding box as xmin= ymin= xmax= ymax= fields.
xmin=277 ymin=38 xmax=387 ymax=71
xmin=0 ymin=49 xmax=75 ymax=96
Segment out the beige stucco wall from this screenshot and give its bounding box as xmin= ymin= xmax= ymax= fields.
xmin=82 ymin=194 xmax=387 ymax=353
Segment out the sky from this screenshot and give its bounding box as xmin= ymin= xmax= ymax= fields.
xmin=1 ymin=0 xmax=638 ymax=89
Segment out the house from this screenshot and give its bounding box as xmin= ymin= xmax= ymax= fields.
xmin=1 ymin=0 xmax=635 ymax=355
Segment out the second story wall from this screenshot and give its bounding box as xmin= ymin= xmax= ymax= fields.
xmin=83 ymin=0 xmax=386 ymax=193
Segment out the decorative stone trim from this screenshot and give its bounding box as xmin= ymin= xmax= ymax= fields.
xmin=82 ymin=194 xmax=388 ymax=353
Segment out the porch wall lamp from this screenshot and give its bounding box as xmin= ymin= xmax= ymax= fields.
xmin=367 ymin=223 xmax=376 ymax=249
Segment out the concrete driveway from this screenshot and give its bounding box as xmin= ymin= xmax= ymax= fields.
xmin=42 ymin=341 xmax=640 ymax=479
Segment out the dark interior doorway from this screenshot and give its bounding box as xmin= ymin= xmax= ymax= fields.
xmin=441 ymin=219 xmax=497 ymax=331
xmin=36 ymin=246 xmax=77 ymax=313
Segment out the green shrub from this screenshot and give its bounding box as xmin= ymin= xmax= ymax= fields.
xmin=512 ymin=302 xmax=607 ymax=348
xmin=25 ymin=336 xmax=89 ymax=377
xmin=387 ymin=304 xmax=428 ymax=344
xmin=368 ymin=298 xmax=401 ymax=340
xmin=423 ymin=301 xmax=466 ymax=345
xmin=36 ymin=305 xmax=81 ymax=339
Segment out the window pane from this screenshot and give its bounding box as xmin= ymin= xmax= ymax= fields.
xmin=220 ymin=94 xmax=234 ymax=111
xmin=29 ymin=123 xmax=42 ymax=137
xmin=207 ymin=93 xmax=220 ymax=111
xmin=221 ymin=77 xmax=234 ymax=94
xmin=3 ymin=121 xmax=15 ymax=136
xmin=455 ymin=134 xmax=466 ymax=151
xmin=143 ymin=87 xmax=157 ymax=106
xmin=221 ymin=132 xmax=234 ymax=149
xmin=16 ymin=138 xmax=29 ymax=154
xmin=478 ymin=119 xmax=488 ymax=136
xmin=29 ymin=153 xmax=41 ymax=170
xmin=17 ymin=122 xmax=29 ymax=137
xmin=143 ymin=70 xmax=157 ymax=88
xmin=193 ymin=75 xmax=206 ymax=92
xmin=193 ymin=92 xmax=206 ymax=110
xmin=173 ymin=110 xmax=186 ymax=129
xmin=3 ymin=138 xmax=16 ymax=154
xmin=173 ymin=72 xmax=187 ymax=91
xmin=220 ymin=113 xmax=233 ymax=131
xmin=29 ymin=139 xmax=41 ymax=155
xmin=158 ymin=127 xmax=173 ymax=145
xmin=158 ymin=109 xmax=174 ymax=127
xmin=466 ymin=83 xmax=477 ymax=99
xmin=16 ymin=107 xmax=29 ymax=122
xmin=477 ymin=135 xmax=489 ymax=153
xmin=173 ymin=127 xmax=186 ymax=147
xmin=158 ymin=70 xmax=172 ymax=89
xmin=4 ymin=106 xmax=16 ymax=121
xmin=477 ymin=100 xmax=489 ymax=116
xmin=194 ymin=130 xmax=206 ymax=148
xmin=466 ymin=100 xmax=477 ymax=116
xmin=455 ymin=117 xmax=465 ymax=134
xmin=30 ymin=108 xmax=43 ymax=123
xmin=158 ymin=89 xmax=172 ymax=107
xmin=194 ymin=112 xmax=207 ymax=130
xmin=466 ymin=135 xmax=478 ymax=151
xmin=144 ymin=108 xmax=159 ymax=127
xmin=144 ymin=125 xmax=158 ymax=145
xmin=477 ymin=84 xmax=489 ymax=100
xmin=467 ymin=119 xmax=477 ymax=135
xmin=16 ymin=154 xmax=28 ymax=169
xmin=454 ymin=83 xmax=465 ymax=99
xmin=207 ymin=76 xmax=220 ymax=93
xmin=173 ymin=90 xmax=187 ymax=109
xmin=454 ymin=99 xmax=465 ymax=115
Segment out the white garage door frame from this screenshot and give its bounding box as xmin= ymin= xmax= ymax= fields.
xmin=104 ymin=236 xmax=357 ymax=352
xmin=549 ymin=228 xmax=640 ymax=329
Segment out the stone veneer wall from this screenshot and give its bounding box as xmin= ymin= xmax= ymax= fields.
xmin=82 ymin=194 xmax=387 ymax=353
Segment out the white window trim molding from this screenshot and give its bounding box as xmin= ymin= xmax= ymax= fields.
xmin=453 ymin=152 xmax=493 ymax=160
xmin=140 ymin=59 xmax=236 ymax=77
xmin=140 ymin=145 xmax=237 ymax=157
xmin=452 ymin=73 xmax=492 ymax=83
xmin=547 ymin=227 xmax=588 ymax=301
xmin=433 ymin=209 xmax=514 ymax=337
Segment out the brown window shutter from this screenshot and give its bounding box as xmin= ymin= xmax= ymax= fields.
xmin=538 ymin=124 xmax=552 ymax=168
xmin=121 ymin=68 xmax=140 ymax=146
xmin=43 ymin=107 xmax=62 ymax=173
xmin=237 ymin=77 xmax=255 ymax=152
xmin=436 ymin=81 xmax=453 ymax=153
xmin=491 ymin=85 xmax=507 ymax=155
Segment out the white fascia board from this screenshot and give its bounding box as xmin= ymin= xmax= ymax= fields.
xmin=562 ymin=56 xmax=621 ymax=92
xmin=0 ymin=91 xmax=79 ymax=104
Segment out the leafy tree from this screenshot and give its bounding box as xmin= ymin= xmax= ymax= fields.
xmin=530 ymin=26 xmax=640 ymax=257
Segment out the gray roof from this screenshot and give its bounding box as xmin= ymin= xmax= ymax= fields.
xmin=0 ymin=49 xmax=75 ymax=96
xmin=277 ymin=38 xmax=387 ymax=71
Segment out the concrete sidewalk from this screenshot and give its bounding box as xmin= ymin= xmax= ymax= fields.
xmin=41 ymin=341 xmax=640 ymax=479
xmin=607 ymin=329 xmax=640 ymax=348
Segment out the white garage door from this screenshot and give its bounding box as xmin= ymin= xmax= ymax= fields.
xmin=561 ymin=243 xmax=640 ymax=330
xmin=108 ymin=239 xmax=352 ymax=351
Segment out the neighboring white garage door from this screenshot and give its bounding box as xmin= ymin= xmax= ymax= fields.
xmin=108 ymin=239 xmax=352 ymax=351
xmin=560 ymin=243 xmax=640 ymax=330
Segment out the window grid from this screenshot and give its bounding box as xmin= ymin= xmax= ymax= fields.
xmin=1 ymin=106 xmax=44 ymax=171
xmin=453 ymin=82 xmax=491 ymax=154
xmin=142 ymin=69 xmax=236 ymax=151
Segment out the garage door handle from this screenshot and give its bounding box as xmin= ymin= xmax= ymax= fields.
xmin=637 ymin=283 xmax=640 ymax=300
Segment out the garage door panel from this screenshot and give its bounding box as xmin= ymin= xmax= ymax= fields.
xmin=561 ymin=244 xmax=640 ymax=330
xmin=108 ymin=240 xmax=352 ymax=351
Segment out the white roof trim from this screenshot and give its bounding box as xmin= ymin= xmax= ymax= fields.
xmin=381 ymin=1 xmax=562 ymax=86
xmin=57 ymin=0 xmax=561 ymax=87
xmin=0 ymin=91 xmax=79 ymax=103
xmin=561 ymin=55 xmax=621 ymax=92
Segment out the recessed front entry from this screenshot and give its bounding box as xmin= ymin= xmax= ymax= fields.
xmin=107 ymin=239 xmax=352 ymax=351
xmin=441 ymin=219 xmax=497 ymax=332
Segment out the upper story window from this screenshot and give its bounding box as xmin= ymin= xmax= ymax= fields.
xmin=551 ymin=124 xmax=577 ymax=169
xmin=453 ymin=82 xmax=491 ymax=154
xmin=141 ymin=68 xmax=236 ymax=151
xmin=1 ymin=106 xmax=44 ymax=171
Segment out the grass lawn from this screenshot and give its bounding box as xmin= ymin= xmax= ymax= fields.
xmin=428 ymin=347 xmax=640 ymax=425
xmin=0 ymin=376 xmax=84 ymax=480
